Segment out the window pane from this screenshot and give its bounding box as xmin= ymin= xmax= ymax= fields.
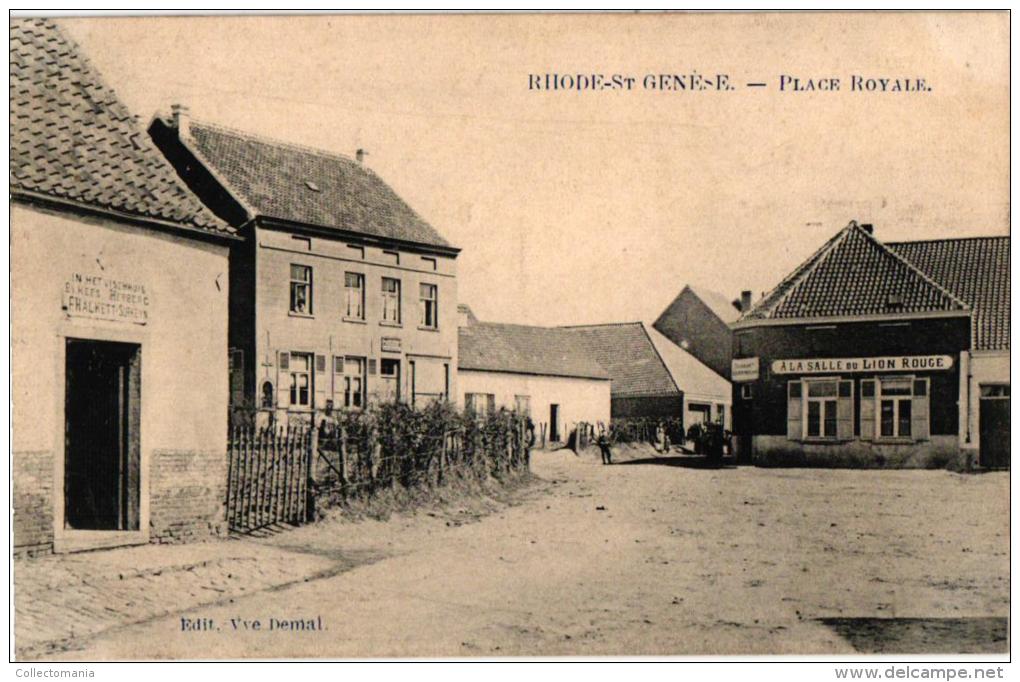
xmin=861 ymin=380 xmax=875 ymax=398
xmin=345 ymin=272 xmax=362 ymax=288
xmin=788 ymin=381 xmax=802 ymax=398
xmin=383 ymin=278 xmax=398 ymax=293
xmin=291 ymin=264 xmax=309 ymax=282
xmin=807 ymin=381 xmax=837 ymax=397
xmin=913 ymin=379 xmax=928 ymax=396
xmin=898 ymin=399 xmax=912 ymax=437
xmin=824 ymin=400 xmax=837 ymax=437
xmin=881 ymin=379 xmax=911 ymax=396
xmin=420 ymin=283 xmax=435 ymax=299
xmin=881 ymin=400 xmax=895 ymax=437
xmin=807 ymin=401 xmax=821 ymax=437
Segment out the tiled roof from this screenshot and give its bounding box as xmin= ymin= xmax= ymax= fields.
xmin=561 ymin=323 xmax=681 ymax=399
xmin=9 ymin=19 xmax=231 ymax=235
xmin=740 ymin=222 xmax=968 ymax=321
xmin=177 ymin=120 xmax=454 ymax=250
xmin=889 ymin=237 xmax=1009 ymax=351
xmin=458 ymin=323 xmax=609 ymax=380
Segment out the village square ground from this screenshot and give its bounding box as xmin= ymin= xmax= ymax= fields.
xmin=15 ymin=448 xmax=1009 ymax=659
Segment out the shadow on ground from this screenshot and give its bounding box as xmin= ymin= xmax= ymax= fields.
xmin=613 ymin=455 xmax=738 ymax=469
xmin=818 ymin=617 xmax=1009 ymax=654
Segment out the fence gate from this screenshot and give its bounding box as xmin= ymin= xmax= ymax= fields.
xmin=227 ymin=425 xmax=312 ymax=532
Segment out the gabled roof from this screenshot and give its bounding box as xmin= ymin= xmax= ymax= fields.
xmin=644 ymin=325 xmax=730 ymax=403
xmin=686 ymin=285 xmax=741 ymax=324
xmin=561 ymin=322 xmax=681 ymax=399
xmin=889 ymin=237 xmax=1009 ymax=351
xmin=458 ymin=323 xmax=608 ymax=380
xmin=739 ymin=221 xmax=968 ymax=322
xmin=166 ymin=118 xmax=455 ymax=251
xmin=9 ymin=19 xmax=231 ymax=236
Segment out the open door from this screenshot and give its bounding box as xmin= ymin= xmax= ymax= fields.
xmin=65 ymin=339 xmax=140 ymax=531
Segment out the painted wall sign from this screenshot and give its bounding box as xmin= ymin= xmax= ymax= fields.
xmin=380 ymin=336 xmax=402 ymax=353
xmin=62 ymin=272 xmax=150 ymax=325
xmin=731 ymin=357 xmax=760 ymax=382
xmin=771 ymin=355 xmax=954 ymax=375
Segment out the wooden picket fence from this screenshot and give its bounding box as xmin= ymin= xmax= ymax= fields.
xmin=226 ymin=425 xmax=312 ymax=532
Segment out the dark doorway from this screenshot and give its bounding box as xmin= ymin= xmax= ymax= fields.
xmin=65 ymin=339 xmax=141 ymax=530
xmin=549 ymin=404 xmax=560 ymax=442
xmin=979 ymin=387 xmax=1010 ymax=469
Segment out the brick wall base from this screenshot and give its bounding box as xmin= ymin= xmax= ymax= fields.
xmin=149 ymin=449 xmax=227 ymax=543
xmin=13 ymin=450 xmax=54 ymax=554
xmin=751 ymin=434 xmax=964 ymax=469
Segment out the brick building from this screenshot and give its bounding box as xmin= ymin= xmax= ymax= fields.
xmin=11 ymin=20 xmax=238 ymax=554
xmin=653 ymin=284 xmax=742 ymax=380
xmin=150 ymin=112 xmax=460 ymax=423
xmin=731 ymin=221 xmax=1009 ymax=468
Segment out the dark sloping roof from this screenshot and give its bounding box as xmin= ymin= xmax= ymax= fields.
xmin=458 ymin=323 xmax=608 ymax=380
xmin=9 ymin=19 xmax=230 ymax=235
xmin=561 ymin=323 xmax=681 ymax=399
xmin=178 ymin=120 xmax=454 ymax=250
xmin=740 ymin=222 xmax=967 ymax=321
xmin=889 ymin=237 xmax=1009 ymax=351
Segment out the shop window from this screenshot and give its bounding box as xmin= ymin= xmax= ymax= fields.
xmin=788 ymin=378 xmax=853 ymax=442
xmin=860 ymin=377 xmax=929 ymax=441
xmin=420 ymin=283 xmax=438 ymax=329
xmin=381 ymin=277 xmax=401 ymax=324
xmin=288 ymin=352 xmax=312 ymax=408
xmin=344 ymin=272 xmax=365 ymax=320
xmin=290 ymin=264 xmax=312 ymax=315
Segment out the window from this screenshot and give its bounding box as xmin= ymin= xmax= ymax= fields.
xmin=381 ymin=277 xmax=401 ymax=324
xmin=515 ymin=395 xmax=531 ymax=417
xmin=466 ymin=393 xmax=495 ymax=415
xmin=420 ymin=283 xmax=438 ymax=329
xmin=343 ymin=357 xmax=365 ymax=408
xmin=716 ymin=404 xmax=726 ymax=426
xmin=290 ymin=264 xmax=312 ymax=315
xmin=806 ymin=380 xmax=838 ymax=439
xmin=741 ymin=384 xmax=753 ymax=400
xmin=289 ymin=352 xmax=312 ymax=408
xmin=879 ymin=378 xmax=913 ymax=438
xmin=787 ymin=378 xmax=853 ymax=441
xmin=379 ymin=358 xmax=401 ymax=402
xmin=344 ymin=272 xmax=365 ymax=320
xmin=981 ymin=384 xmax=1010 ymax=398
xmin=861 ymin=377 xmax=929 ymax=441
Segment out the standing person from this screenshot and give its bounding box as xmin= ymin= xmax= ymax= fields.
xmin=597 ymin=429 xmax=613 ymax=465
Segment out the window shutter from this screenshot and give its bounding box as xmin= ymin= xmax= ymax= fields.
xmin=786 ymin=381 xmax=803 ymax=441
xmin=368 ymin=359 xmax=377 ymax=375
xmin=837 ymin=380 xmax=854 ymax=440
xmin=314 ymin=354 xmax=327 ymax=409
xmin=860 ymin=379 xmax=876 ymax=441
xmin=911 ymin=378 xmax=930 ymax=441
xmin=331 ymin=356 xmax=343 ymax=407
xmin=277 ymin=351 xmax=291 ymax=408
xmin=486 ymin=394 xmax=495 ymax=414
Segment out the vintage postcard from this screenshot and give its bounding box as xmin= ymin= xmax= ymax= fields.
xmin=8 ymin=10 xmax=1010 ymax=667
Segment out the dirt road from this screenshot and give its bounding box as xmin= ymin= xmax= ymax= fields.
xmin=47 ymin=449 xmax=1009 ymax=659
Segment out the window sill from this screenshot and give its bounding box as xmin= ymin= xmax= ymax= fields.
xmin=874 ymin=437 xmax=917 ymax=444
xmin=343 ymin=317 xmax=367 ymax=325
xmin=379 ymin=321 xmax=402 ymax=328
xmin=289 ymin=311 xmax=314 ymax=319
xmin=417 ymin=325 xmax=439 ymax=333
xmin=798 ymin=437 xmax=850 ymax=444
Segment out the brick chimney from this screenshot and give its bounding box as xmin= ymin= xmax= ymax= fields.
xmin=355 ymin=148 xmax=367 ymax=165
xmin=740 ymin=290 xmax=753 ymax=312
xmin=170 ymin=103 xmax=190 ymax=136
xmin=860 ymin=223 xmax=874 ymax=235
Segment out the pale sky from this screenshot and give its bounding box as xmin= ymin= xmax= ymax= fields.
xmin=59 ymin=13 xmax=1009 ymax=327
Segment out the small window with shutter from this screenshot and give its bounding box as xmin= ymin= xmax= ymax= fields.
xmin=786 ymin=380 xmax=803 ymax=441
